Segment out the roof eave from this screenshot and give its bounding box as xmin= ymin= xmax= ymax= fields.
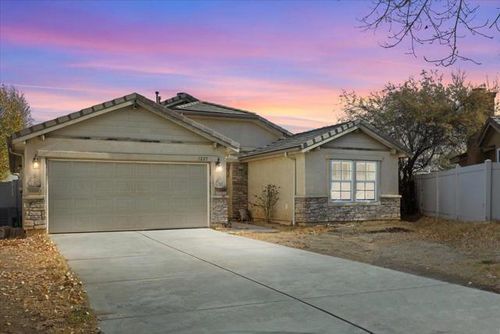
xmin=300 ymin=124 xmax=359 ymax=153
xmin=177 ymin=110 xmax=258 ymax=120
xmin=11 ymin=97 xmax=137 ymax=144
xmin=298 ymin=122 xmax=410 ymax=157
xmin=478 ymin=118 xmax=500 ymax=146
xmin=239 ymin=146 xmax=301 ymax=161
xmin=176 ymin=109 xmax=292 ymax=137
xmin=135 ymin=97 xmax=240 ymax=152
xmin=10 ymin=93 xmax=240 ymax=153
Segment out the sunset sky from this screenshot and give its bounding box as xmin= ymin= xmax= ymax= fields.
xmin=1 ymin=0 xmax=498 ymax=132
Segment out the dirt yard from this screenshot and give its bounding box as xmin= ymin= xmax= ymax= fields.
xmin=229 ymin=217 xmax=500 ymax=293
xmin=0 ymin=231 xmax=98 ymax=333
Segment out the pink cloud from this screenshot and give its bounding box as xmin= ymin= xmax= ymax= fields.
xmin=3 ymin=2 xmax=497 ymax=134
xmin=1 ymin=13 xmax=380 ymax=63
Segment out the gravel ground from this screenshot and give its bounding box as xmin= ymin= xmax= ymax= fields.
xmin=226 ymin=217 xmax=500 ymax=293
xmin=0 ymin=231 xmax=98 ymax=333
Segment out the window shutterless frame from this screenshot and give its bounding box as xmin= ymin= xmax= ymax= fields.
xmin=330 ymin=160 xmax=353 ymax=201
xmin=354 ymin=161 xmax=377 ymax=201
xmin=329 ymin=159 xmax=379 ymax=203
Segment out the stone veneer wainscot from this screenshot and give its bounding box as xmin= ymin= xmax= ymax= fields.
xmin=23 ymin=197 xmax=46 ymax=229
xmin=295 ymin=196 xmax=400 ymax=224
xmin=211 ymin=192 xmax=229 ymax=226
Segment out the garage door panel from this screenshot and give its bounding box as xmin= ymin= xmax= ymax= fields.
xmin=48 ymin=161 xmax=208 ymax=233
xmin=114 ymin=164 xmax=134 ymax=178
xmin=94 ymin=180 xmax=115 ymax=195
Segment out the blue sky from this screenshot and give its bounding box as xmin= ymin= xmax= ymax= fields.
xmin=1 ymin=0 xmax=498 ymax=131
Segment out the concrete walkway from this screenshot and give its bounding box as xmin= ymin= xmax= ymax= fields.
xmin=52 ymin=229 xmax=500 ymax=334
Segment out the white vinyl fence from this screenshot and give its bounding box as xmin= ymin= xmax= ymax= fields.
xmin=415 ymin=160 xmax=500 ymax=221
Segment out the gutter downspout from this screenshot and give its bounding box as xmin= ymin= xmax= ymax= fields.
xmin=284 ymin=152 xmax=297 ymax=226
xmin=8 ymin=144 xmax=24 ymax=174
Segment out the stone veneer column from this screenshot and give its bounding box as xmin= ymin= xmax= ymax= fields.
xmin=23 ymin=197 xmax=46 ymax=230
xmin=228 ymin=162 xmax=248 ymax=220
xmin=295 ymin=196 xmax=401 ymax=224
xmin=211 ymin=190 xmax=228 ymax=226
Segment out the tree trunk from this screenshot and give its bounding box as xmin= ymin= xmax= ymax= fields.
xmin=399 ymin=163 xmax=418 ymax=217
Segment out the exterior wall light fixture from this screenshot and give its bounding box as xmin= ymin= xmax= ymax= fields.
xmin=215 ymin=158 xmax=223 ymax=172
xmin=32 ymin=154 xmax=40 ymax=169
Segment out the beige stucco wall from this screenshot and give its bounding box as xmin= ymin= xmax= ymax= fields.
xmin=322 ymin=131 xmax=389 ymax=150
xmin=14 ymin=105 xmax=231 ymax=229
xmin=304 ymin=148 xmax=399 ymax=197
xmin=305 ymin=130 xmax=399 ymax=196
xmin=53 ymin=107 xmax=208 ymax=143
xmin=187 ymin=116 xmax=282 ymax=151
xmin=246 ymin=130 xmax=400 ymax=224
xmin=247 ymin=155 xmax=296 ymax=223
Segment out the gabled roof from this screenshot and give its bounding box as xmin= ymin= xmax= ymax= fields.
xmin=478 ymin=116 xmax=500 ymax=145
xmin=10 ymin=93 xmax=240 ymax=151
xmin=240 ymin=120 xmax=409 ymax=159
xmin=163 ymin=92 xmax=292 ymax=137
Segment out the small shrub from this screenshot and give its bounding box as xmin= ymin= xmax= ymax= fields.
xmin=251 ymin=184 xmax=280 ymax=223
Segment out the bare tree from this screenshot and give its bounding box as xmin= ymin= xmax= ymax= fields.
xmin=341 ymin=71 xmax=497 ymax=215
xmin=360 ymin=0 xmax=500 ymax=66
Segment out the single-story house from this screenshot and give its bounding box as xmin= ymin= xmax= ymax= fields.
xmin=453 ymin=116 xmax=500 ymax=166
xmin=8 ymin=92 xmax=407 ymax=233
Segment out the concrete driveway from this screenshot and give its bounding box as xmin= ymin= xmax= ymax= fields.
xmin=52 ymin=229 xmax=500 ymax=334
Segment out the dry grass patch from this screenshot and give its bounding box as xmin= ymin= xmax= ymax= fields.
xmin=0 ymin=231 xmax=98 ymax=333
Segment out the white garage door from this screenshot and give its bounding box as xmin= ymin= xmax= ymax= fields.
xmin=48 ymin=160 xmax=208 ymax=233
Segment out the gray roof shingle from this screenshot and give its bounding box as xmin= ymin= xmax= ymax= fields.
xmin=163 ymin=92 xmax=292 ymax=136
xmin=241 ymin=121 xmax=356 ymax=158
xmin=241 ymin=120 xmax=409 ymax=158
xmin=10 ymin=93 xmax=137 ymax=140
xmin=176 ymin=101 xmax=252 ymax=116
xmin=10 ymin=93 xmax=240 ymax=151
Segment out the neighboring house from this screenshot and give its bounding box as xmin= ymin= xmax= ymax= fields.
xmin=453 ymin=116 xmax=500 ymax=166
xmin=8 ymin=92 xmax=407 ymax=233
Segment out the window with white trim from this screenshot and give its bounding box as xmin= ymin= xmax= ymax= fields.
xmin=330 ymin=160 xmax=378 ymax=202
xmin=331 ymin=160 xmax=352 ymax=201
xmin=355 ymin=161 xmax=377 ymax=200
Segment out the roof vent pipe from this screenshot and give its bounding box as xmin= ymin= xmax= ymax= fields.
xmin=155 ymin=91 xmax=161 ymax=103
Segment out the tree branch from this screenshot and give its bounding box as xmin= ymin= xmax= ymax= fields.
xmin=360 ymin=0 xmax=499 ymax=66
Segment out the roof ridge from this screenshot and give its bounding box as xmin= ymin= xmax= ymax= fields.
xmin=292 ymin=120 xmax=352 ymax=136
xmin=166 ymin=97 xmax=292 ymax=136
xmin=176 ymin=101 xmax=201 ymax=108
xmin=161 ymin=92 xmax=198 ymax=107
xmin=240 ymin=119 xmax=412 ymax=159
xmin=198 ymin=101 xmax=256 ymax=115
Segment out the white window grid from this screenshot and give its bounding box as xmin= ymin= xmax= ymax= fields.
xmin=330 ymin=160 xmax=378 ymax=202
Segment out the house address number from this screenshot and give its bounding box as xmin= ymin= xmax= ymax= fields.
xmin=198 ymin=156 xmax=209 ymax=161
